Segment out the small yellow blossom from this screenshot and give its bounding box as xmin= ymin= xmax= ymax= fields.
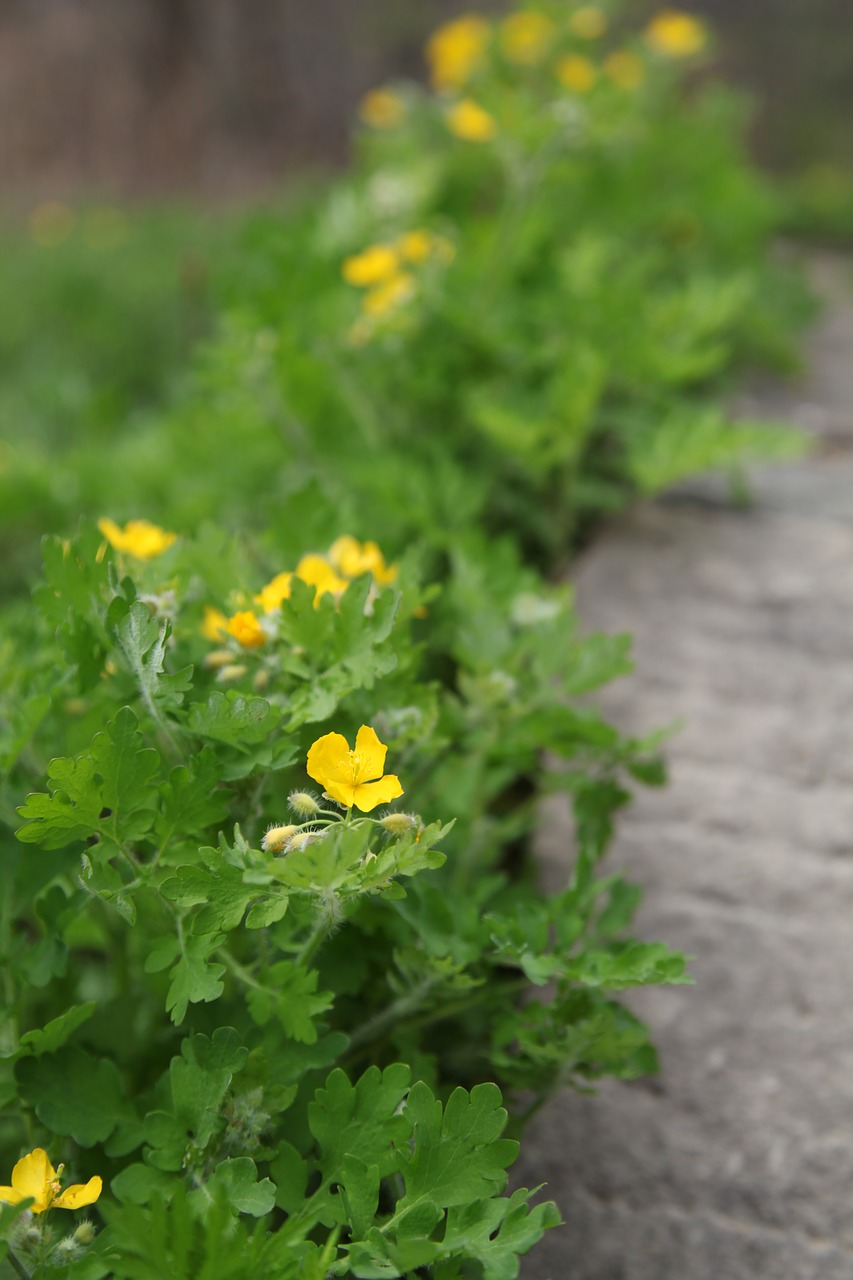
xmin=446 ymin=99 xmax=498 ymax=142
xmin=0 ymin=1149 xmax=101 ymax=1214
xmin=359 ymin=87 xmax=406 ymax=129
xmin=225 ymin=611 xmax=266 ymax=649
xmin=499 ymin=11 xmax=554 ymax=65
xmin=397 ymin=230 xmax=434 ymax=264
xmin=342 ymin=244 xmax=400 ymax=288
xmin=556 ymin=54 xmax=598 ymax=93
xmin=426 ymin=14 xmax=490 ymax=91
xmin=255 ymin=571 xmax=294 ymax=614
xmin=329 ymin=535 xmax=398 ymax=586
xmin=294 ymin=554 xmax=349 ymax=601
xmin=202 ymin=606 xmax=229 ymax=642
xmin=604 ymin=50 xmax=645 ymax=89
xmin=98 ymin=518 xmax=177 ymax=560
xmin=363 ymin=272 xmax=416 ymax=318
xmin=307 ymin=725 xmax=403 ymax=812
xmin=569 ymin=6 xmax=608 ymax=39
xmin=645 ymin=9 xmax=707 ymax=56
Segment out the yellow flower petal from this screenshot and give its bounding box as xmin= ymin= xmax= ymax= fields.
xmin=426 ymin=14 xmax=490 ymax=91
xmin=295 ymin=555 xmax=349 ymax=602
xmin=0 ymin=1184 xmax=28 ymax=1206
xmin=322 ymin=778 xmax=359 ymax=808
xmin=307 ymin=732 xmax=354 ymax=789
xmin=604 ymin=50 xmax=645 ymax=89
xmin=201 ymin=606 xmax=229 ymax=642
xmin=645 ymin=8 xmax=707 ymax=56
xmin=342 ymin=245 xmax=400 ymax=288
xmin=354 ymin=724 xmax=387 ymax=781
xmin=11 ymin=1149 xmax=54 ymax=1213
xmin=556 ymin=54 xmax=598 ymax=93
xmin=359 ymin=87 xmax=406 ymax=129
xmin=499 ymin=11 xmax=554 ymax=65
xmin=255 ymin=572 xmax=293 ymax=614
xmin=53 ymin=1176 xmax=103 ymax=1211
xmin=570 ymin=6 xmax=608 ymax=39
xmin=352 ymin=775 xmax=404 ymax=813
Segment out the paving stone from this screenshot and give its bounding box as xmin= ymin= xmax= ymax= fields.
xmin=517 ymin=262 xmax=853 ymax=1277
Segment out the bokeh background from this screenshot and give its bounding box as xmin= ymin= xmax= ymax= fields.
xmin=2 ymin=0 xmax=851 ymax=202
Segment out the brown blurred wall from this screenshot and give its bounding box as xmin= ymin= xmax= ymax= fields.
xmin=1 ymin=0 xmax=851 ymax=202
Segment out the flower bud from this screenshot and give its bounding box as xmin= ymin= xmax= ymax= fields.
xmin=253 ymin=669 xmax=270 ymax=692
xmin=204 ymin=649 xmax=235 ymax=670
xmin=379 ymin=812 xmax=419 ymax=837
xmin=287 ymin=830 xmax=327 ymax=852
xmin=262 ymin=824 xmax=299 ymax=854
xmin=74 ymin=1221 xmax=96 ymax=1246
xmin=215 ymin=664 xmax=248 ymax=682
xmin=288 ymin=791 xmax=320 ymax=817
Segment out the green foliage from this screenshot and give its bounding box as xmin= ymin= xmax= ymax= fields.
xmin=0 ymin=1 xmax=812 ymax=1274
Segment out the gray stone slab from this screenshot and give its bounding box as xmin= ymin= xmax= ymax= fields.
xmin=518 ymin=266 xmax=853 ymax=1277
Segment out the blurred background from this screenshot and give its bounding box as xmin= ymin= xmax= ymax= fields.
xmin=1 ymin=0 xmax=851 ymax=203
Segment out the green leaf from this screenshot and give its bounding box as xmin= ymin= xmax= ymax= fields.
xmin=114 ymin=600 xmax=193 ymax=712
xmin=442 ymin=1188 xmax=562 ymax=1280
xmin=16 ymin=707 xmax=159 ymax=850
xmin=399 ymin=1081 xmax=517 ymax=1211
xmin=247 ymin=962 xmax=333 ymax=1045
xmin=166 ymin=934 xmax=226 ymax=1024
xmin=188 ymin=691 xmax=282 ymax=748
xmin=210 ymin=1157 xmax=276 ymax=1216
xmin=16 ymin=1046 xmax=125 ymax=1146
xmin=338 ymin=1154 xmax=380 ymax=1241
xmin=309 ymin=1064 xmax=411 ymax=1181
xmin=11 ymin=1002 xmax=97 ymax=1061
xmin=569 ymin=942 xmax=692 ymax=989
xmin=111 ymin=1162 xmax=174 ymax=1206
xmin=156 ymin=749 xmax=231 ymax=846
xmin=170 ymin=1028 xmax=249 ymax=1148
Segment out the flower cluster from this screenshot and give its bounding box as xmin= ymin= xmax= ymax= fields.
xmin=203 ymin=537 xmax=397 ymax=662
xmin=342 ymin=231 xmax=454 ymax=339
xmin=262 ymin=725 xmax=411 ymax=859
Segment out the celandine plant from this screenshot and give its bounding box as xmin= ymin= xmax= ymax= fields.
xmin=0 ymin=518 xmax=689 ymax=1277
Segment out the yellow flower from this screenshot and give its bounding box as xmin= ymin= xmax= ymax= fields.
xmin=342 ymin=244 xmax=400 ymax=288
xmin=201 ymin=606 xmax=229 ymax=642
xmin=225 ymin=611 xmax=266 ymax=649
xmin=255 ymin=572 xmax=294 ymax=614
xmin=556 ymin=54 xmax=598 ymax=92
xmin=397 ymin=230 xmax=434 ymax=264
xmin=362 ymin=272 xmax=416 ymax=318
xmin=446 ymin=99 xmax=497 ymax=142
xmin=604 ymin=50 xmax=645 ymax=88
xmin=499 ymin=11 xmax=554 ymax=65
xmin=294 ymin=554 xmax=349 ymax=600
xmin=98 ymin=518 xmax=177 ymax=560
xmin=0 ymin=1149 xmax=101 ymax=1214
xmin=328 ymin=536 xmax=398 ymax=586
xmin=426 ymin=14 xmax=490 ymax=91
xmin=307 ymin=725 xmax=403 ymax=812
xmin=359 ymin=87 xmax=406 ymax=129
xmin=569 ymin=6 xmax=608 ymax=39
xmin=645 ymin=9 xmax=707 ymax=56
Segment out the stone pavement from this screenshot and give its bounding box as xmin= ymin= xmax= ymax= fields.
xmin=517 ymin=254 xmax=853 ymax=1279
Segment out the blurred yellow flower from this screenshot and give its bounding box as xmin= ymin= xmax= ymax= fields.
xmin=397 ymin=230 xmax=434 ymax=264
xmin=604 ymin=49 xmax=645 ymax=88
xmin=255 ymin=571 xmax=294 ymax=614
xmin=307 ymin=724 xmax=403 ymax=812
xmin=0 ymin=1149 xmax=101 ymax=1214
xmin=201 ymin=606 xmax=229 ymax=642
xmin=446 ymin=99 xmax=498 ymax=142
xmin=98 ymin=518 xmax=177 ymax=559
xmin=569 ymin=6 xmax=608 ymax=39
xmin=426 ymin=14 xmax=490 ymax=90
xmin=226 ymin=611 xmax=266 ymax=648
xmin=556 ymin=54 xmax=598 ymax=93
xmin=329 ymin=535 xmax=398 ymax=585
xmin=645 ymin=9 xmax=707 ymax=56
xmin=500 ymin=11 xmax=554 ymax=65
xmin=294 ymin=554 xmax=349 ymax=600
xmin=363 ymin=272 xmax=416 ymax=318
xmin=29 ymin=202 xmax=75 ymax=248
xmin=359 ymin=87 xmax=406 ymax=129
xmin=342 ymin=244 xmax=400 ymax=287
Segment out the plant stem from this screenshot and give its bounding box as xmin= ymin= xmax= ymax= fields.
xmin=6 ymin=1247 xmax=31 ymax=1280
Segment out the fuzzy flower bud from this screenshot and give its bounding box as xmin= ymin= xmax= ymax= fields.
xmin=379 ymin=812 xmax=420 ymax=838
xmin=262 ymin=824 xmax=299 ymax=854
xmin=204 ymin=649 xmax=235 ymax=670
xmin=288 ymin=791 xmax=320 ymax=817
xmin=74 ymin=1221 xmax=96 ymax=1246
xmin=215 ymin=664 xmax=248 ymax=683
xmin=288 ymin=830 xmax=328 ymax=853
